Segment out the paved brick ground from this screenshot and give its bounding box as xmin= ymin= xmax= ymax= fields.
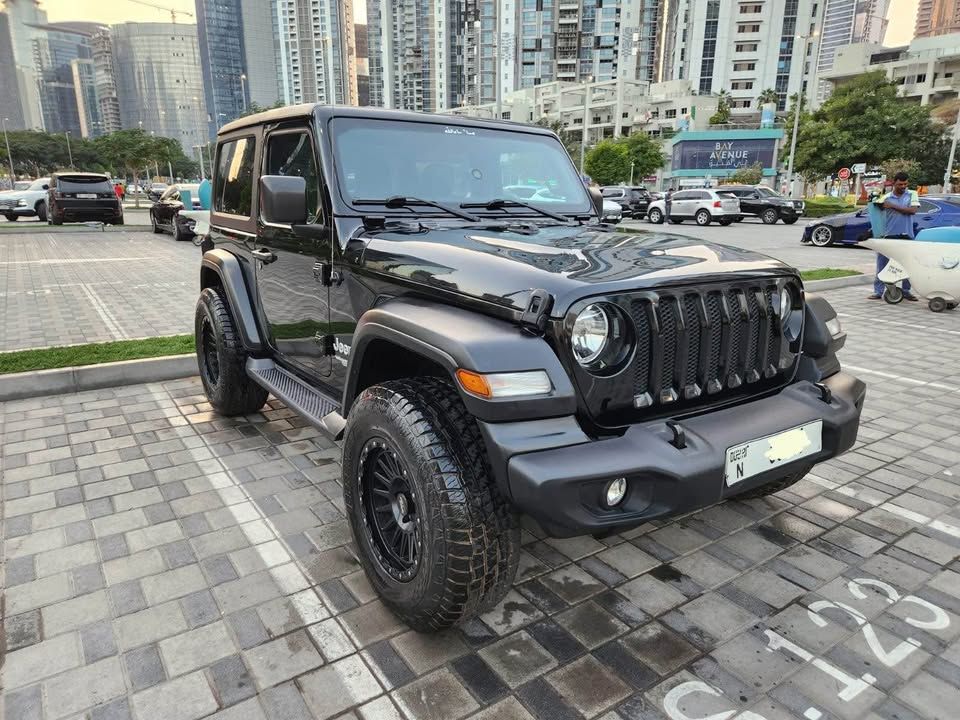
xmin=3 ymin=286 xmax=960 ymax=720
xmin=0 ymin=229 xmax=196 ymax=351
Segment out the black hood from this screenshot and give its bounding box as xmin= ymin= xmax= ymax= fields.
xmin=356 ymin=222 xmax=796 ymax=315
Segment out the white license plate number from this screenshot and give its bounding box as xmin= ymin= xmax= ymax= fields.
xmin=78 ymin=193 xmax=97 ymax=199
xmin=725 ymin=420 xmax=822 ymax=486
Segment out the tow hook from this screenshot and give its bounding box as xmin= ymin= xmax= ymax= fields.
xmin=814 ymin=382 xmax=833 ymax=404
xmin=666 ymin=420 xmax=687 ymax=449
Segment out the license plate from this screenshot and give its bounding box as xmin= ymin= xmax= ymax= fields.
xmin=725 ymin=420 xmax=822 ymax=486
xmin=78 ymin=193 xmax=97 ymax=199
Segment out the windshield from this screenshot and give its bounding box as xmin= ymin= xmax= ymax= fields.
xmin=331 ymin=118 xmax=592 ymax=216
xmin=28 ymin=178 xmax=49 ymax=191
xmin=57 ymin=176 xmax=112 ymax=193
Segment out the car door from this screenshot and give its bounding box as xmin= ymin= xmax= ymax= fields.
xmin=739 ymin=190 xmax=760 ymax=216
xmin=915 ymin=199 xmax=940 ymax=234
xmin=671 ymin=190 xmax=691 ymax=217
xmin=254 ymin=125 xmax=331 ymax=378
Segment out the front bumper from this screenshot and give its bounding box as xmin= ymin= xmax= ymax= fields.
xmin=487 ymin=372 xmax=865 ymax=537
xmin=0 ymin=204 xmax=36 ymax=217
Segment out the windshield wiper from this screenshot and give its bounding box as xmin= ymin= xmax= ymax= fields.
xmin=460 ymin=198 xmax=575 ymax=224
xmin=355 ymin=195 xmax=479 ymax=222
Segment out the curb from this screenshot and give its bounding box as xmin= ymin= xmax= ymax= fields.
xmin=804 ymin=274 xmax=871 ymax=291
xmin=0 ymin=354 xmax=198 ymax=402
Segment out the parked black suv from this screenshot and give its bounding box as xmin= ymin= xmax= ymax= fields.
xmin=600 ymin=185 xmax=652 ymax=218
xmin=717 ymin=184 xmax=801 ymax=225
xmin=194 ymin=105 xmax=864 ymax=631
xmin=47 ymin=172 xmax=123 ymax=225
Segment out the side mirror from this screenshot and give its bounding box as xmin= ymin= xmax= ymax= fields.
xmin=42 ymin=184 xmax=49 ymax=190
xmin=588 ymin=186 xmax=604 ymax=217
xmin=260 ymin=175 xmax=307 ymax=225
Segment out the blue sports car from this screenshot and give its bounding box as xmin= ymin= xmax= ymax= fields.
xmin=802 ymin=195 xmax=960 ymax=247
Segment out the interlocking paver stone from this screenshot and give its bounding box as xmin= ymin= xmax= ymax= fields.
xmin=393 ymin=668 xmax=479 ymax=720
xmin=243 ymin=630 xmax=324 ymax=689
xmin=131 ymin=670 xmax=218 ymax=720
xmin=124 ymin=644 xmax=167 ymax=691
xmin=298 ymin=655 xmax=382 ymax=719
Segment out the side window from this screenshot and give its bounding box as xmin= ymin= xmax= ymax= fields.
xmin=265 ymin=131 xmax=321 ymax=222
xmin=696 ymin=191 xmax=710 ymax=200
xmin=919 ymin=200 xmax=939 ymax=213
xmin=215 ymin=137 xmax=256 ymax=217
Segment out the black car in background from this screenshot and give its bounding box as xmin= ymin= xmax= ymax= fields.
xmin=47 ymin=172 xmax=123 ymax=225
xmin=600 ymin=185 xmax=652 ymax=218
xmin=717 ymin=184 xmax=800 ymax=225
xmin=150 ymin=183 xmax=201 ymax=240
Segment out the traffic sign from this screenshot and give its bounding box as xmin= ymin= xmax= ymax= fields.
xmin=851 ymin=162 xmax=866 ymax=174
xmin=838 ymin=167 xmax=851 ymax=180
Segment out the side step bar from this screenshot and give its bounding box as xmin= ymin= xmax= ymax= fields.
xmin=246 ymin=358 xmax=346 ymax=439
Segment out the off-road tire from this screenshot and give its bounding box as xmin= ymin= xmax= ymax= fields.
xmin=647 ymin=207 xmax=664 ymax=224
xmin=5 ymin=213 xmax=18 ymax=221
xmin=151 ymin=211 xmax=162 ymax=233
xmin=736 ymin=468 xmax=809 ymax=499
xmin=194 ymin=287 xmax=268 ymax=416
xmin=695 ymin=209 xmax=712 ymax=226
xmin=343 ymin=378 xmax=520 ymax=631
xmin=761 ymin=208 xmax=779 ymax=225
xmin=36 ymin=201 xmax=47 ymax=222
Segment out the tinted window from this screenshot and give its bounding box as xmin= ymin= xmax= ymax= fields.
xmin=215 ymin=137 xmax=256 ymax=216
xmin=57 ymin=176 xmax=111 ymax=193
xmin=265 ymin=131 xmax=321 ymax=222
xmin=672 ymin=191 xmax=691 ymax=200
xmin=601 ymin=188 xmax=624 ymax=198
xmin=694 ymin=191 xmax=710 ymax=200
xmin=919 ymin=200 xmax=939 ymax=213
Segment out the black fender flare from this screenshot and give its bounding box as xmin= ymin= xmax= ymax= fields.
xmin=343 ymin=297 xmax=577 ymax=423
xmin=797 ymin=291 xmax=846 ymax=381
xmin=200 ymin=249 xmax=264 ymax=352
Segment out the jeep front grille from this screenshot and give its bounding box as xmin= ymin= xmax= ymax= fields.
xmin=561 ymin=278 xmax=801 ymax=427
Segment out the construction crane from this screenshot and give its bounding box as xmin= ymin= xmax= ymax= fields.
xmin=124 ymin=0 xmax=194 ymax=23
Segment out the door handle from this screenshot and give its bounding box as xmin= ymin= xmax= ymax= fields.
xmin=251 ymin=248 xmax=276 ymax=264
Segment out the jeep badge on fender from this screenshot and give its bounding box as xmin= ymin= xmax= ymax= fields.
xmin=193 ymin=104 xmax=865 ymax=632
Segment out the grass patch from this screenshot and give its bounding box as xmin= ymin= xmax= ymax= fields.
xmin=0 ymin=335 xmax=194 ymax=375
xmin=804 ymin=199 xmax=858 ymax=218
xmin=800 ymin=268 xmax=862 ymax=282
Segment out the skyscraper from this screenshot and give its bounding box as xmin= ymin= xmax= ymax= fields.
xmin=5 ymin=0 xmax=48 ymax=130
xmin=240 ymin=0 xmax=282 ymax=106
xmin=91 ymin=28 xmax=121 ymax=134
xmin=0 ymin=13 xmax=25 ymax=129
xmin=915 ymin=0 xmax=960 ymax=38
xmin=355 ymin=22 xmax=370 ymax=105
xmin=670 ymin=0 xmax=823 ymax=112
xmin=111 ymin=22 xmax=208 ymax=152
xmin=367 ymin=0 xmax=464 ymax=111
xmin=814 ymin=0 xmax=889 ymax=104
xmin=195 ymin=0 xmax=246 ymax=136
xmin=275 ymin=0 xmax=357 ymax=106
xmin=28 ymin=22 xmax=101 ymax=136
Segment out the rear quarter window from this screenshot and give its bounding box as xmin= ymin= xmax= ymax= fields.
xmin=214 ymin=136 xmax=256 ymax=216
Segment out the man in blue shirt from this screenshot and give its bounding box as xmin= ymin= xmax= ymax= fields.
xmin=868 ymin=171 xmax=919 ymax=300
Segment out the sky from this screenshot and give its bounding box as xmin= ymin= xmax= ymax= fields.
xmin=36 ymin=0 xmax=912 ymax=43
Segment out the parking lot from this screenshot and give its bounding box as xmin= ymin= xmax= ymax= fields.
xmin=0 ymin=217 xmax=870 ymax=353
xmin=3 ymin=284 xmax=960 ymax=720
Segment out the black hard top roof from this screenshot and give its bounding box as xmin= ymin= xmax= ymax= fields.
xmin=218 ymin=103 xmax=556 ymax=137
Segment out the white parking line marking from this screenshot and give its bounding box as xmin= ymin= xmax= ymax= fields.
xmin=880 ymin=502 xmax=960 ymax=540
xmin=841 ymin=364 xmax=960 ymax=393
xmin=0 ymin=257 xmax=159 ymax=265
xmin=837 ymin=313 xmax=960 ymax=336
xmin=77 ymin=283 xmax=128 ymax=340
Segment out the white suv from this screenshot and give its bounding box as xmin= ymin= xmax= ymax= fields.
xmin=646 ymin=189 xmax=740 ymax=226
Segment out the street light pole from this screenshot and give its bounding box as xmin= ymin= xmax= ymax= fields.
xmin=194 ymin=145 xmax=205 ymax=180
xmin=495 ymin=7 xmax=502 ymax=120
xmin=240 ymin=74 xmax=247 ymax=110
xmin=785 ymin=33 xmax=814 ymax=199
xmin=2 ymin=118 xmax=14 ymax=183
xmin=65 ymin=131 xmax=73 ymax=168
xmin=944 ymin=107 xmax=960 ymax=191
xmin=580 ymin=78 xmax=593 ymax=173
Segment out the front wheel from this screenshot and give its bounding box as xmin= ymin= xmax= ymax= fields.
xmin=883 ymin=284 xmax=903 ymax=304
xmin=761 ymin=208 xmax=779 ymax=225
xmin=929 ymin=297 xmax=948 ymax=313
xmin=647 ymin=207 xmax=664 ymax=224
xmin=194 ymin=287 xmax=268 ymax=415
xmin=36 ymin=201 xmax=47 ymax=222
xmin=343 ymin=378 xmax=520 ymax=631
xmin=782 ymin=217 xmax=798 ymax=225
xmin=810 ymin=225 xmax=834 ymax=247
xmin=695 ymin=209 xmax=711 ymax=226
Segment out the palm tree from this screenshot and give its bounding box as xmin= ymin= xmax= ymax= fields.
xmin=757 ymin=88 xmax=779 ymax=106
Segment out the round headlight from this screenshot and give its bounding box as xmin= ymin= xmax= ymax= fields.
xmin=780 ymin=286 xmax=794 ymax=321
xmin=572 ymin=304 xmax=609 ymax=365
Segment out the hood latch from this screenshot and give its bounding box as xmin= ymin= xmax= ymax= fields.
xmin=520 ymin=289 xmax=554 ymax=336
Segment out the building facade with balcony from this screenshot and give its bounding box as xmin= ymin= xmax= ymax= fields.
xmin=813 ymin=0 xmax=889 ymax=105
xmin=820 ymin=33 xmax=960 ymax=105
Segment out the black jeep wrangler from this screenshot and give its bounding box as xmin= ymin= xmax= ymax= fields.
xmin=194 ymin=105 xmax=865 ymax=631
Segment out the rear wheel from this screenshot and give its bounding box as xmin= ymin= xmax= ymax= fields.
xmin=4 ymin=214 xmax=17 ymax=221
xmin=718 ymin=217 xmax=733 ymax=226
xmin=151 ymin=211 xmax=162 ymax=233
xmin=195 ymin=287 xmax=268 ymax=416
xmin=810 ymin=225 xmax=834 ymax=247
xmin=782 ymin=217 xmax=798 ymax=225
xmin=883 ymin=284 xmax=903 ymax=304
xmin=343 ymin=378 xmax=520 ymax=631
xmin=929 ymin=297 xmax=948 ymax=313
xmin=695 ymin=209 xmax=711 ymax=226
xmin=761 ymin=208 xmax=779 ymax=225
xmin=36 ymin=201 xmax=47 ymax=222
xmin=647 ymin=207 xmax=664 ymax=224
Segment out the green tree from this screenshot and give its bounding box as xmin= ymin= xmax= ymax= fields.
xmin=789 ymin=71 xmax=948 ymax=185
xmin=95 ymin=129 xmax=159 ymax=208
xmin=710 ymin=90 xmax=731 ymax=125
xmin=728 ymin=162 xmax=764 ymax=185
xmin=533 ymin=117 xmax=581 ymax=162
xmin=619 ymin=133 xmax=665 ymax=182
xmin=756 ymin=88 xmax=779 ymax=106
xmin=584 ymin=140 xmax=631 ymax=185
xmin=238 ymin=100 xmax=286 ymax=119
xmin=880 ymin=158 xmax=921 ymax=181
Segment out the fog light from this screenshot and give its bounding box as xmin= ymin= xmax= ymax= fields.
xmin=604 ymin=477 xmax=627 ymax=507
